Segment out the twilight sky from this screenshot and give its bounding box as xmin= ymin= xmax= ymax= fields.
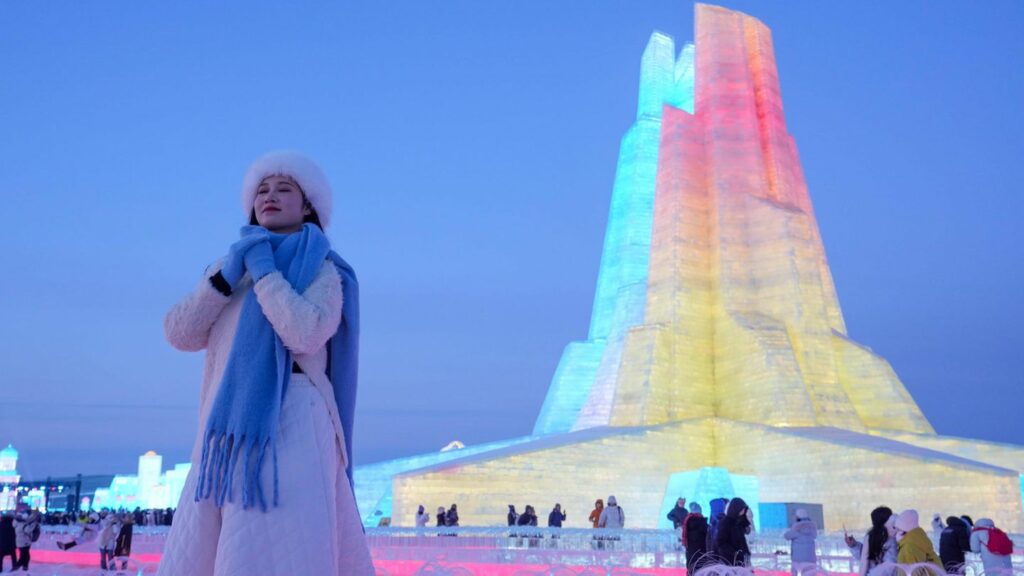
xmin=1 ymin=1 xmax=1021 ymax=479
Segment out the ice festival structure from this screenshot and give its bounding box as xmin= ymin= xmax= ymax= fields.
xmin=355 ymin=3 xmax=1024 ymax=531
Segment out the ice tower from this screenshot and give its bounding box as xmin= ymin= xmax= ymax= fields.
xmin=356 ymin=4 xmax=1024 ymax=531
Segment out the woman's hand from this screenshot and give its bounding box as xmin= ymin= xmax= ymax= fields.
xmin=244 ymin=239 xmax=277 ymax=282
xmin=221 ymin=234 xmax=267 ymax=288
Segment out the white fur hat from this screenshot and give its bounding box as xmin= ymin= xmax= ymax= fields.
xmin=241 ymin=151 xmax=334 ymax=229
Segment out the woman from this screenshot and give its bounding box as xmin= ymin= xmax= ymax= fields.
xmin=784 ymin=509 xmax=818 ymax=576
xmin=114 ymin=512 xmax=134 ymax=571
xmin=893 ymin=509 xmax=941 ymax=574
xmin=158 ymin=151 xmax=374 ymax=576
xmin=715 ymin=497 xmax=753 ymax=567
xmin=846 ymin=506 xmax=898 ymax=576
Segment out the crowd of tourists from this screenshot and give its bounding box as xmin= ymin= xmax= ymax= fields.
xmin=406 ymin=496 xmax=1015 ymax=576
xmin=0 ymin=505 xmax=176 ymax=572
xmin=663 ymin=497 xmax=1015 ymax=576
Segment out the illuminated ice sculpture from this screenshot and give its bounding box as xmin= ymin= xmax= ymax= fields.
xmin=356 ymin=3 xmax=1024 ymax=530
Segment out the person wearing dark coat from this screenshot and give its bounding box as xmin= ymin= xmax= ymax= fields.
xmin=517 ymin=505 xmax=540 ymax=547
xmin=436 ymin=507 xmax=446 ymax=528
xmin=682 ymin=503 xmax=710 ymax=574
xmin=547 ymin=504 xmax=566 ymax=528
xmin=0 ymin=514 xmax=17 ymax=572
xmin=706 ymin=497 xmax=729 ymax=559
xmin=715 ymin=497 xmax=753 ymax=567
xmin=445 ymin=504 xmax=459 ymax=527
xmin=666 ymin=498 xmax=688 ymax=529
xmin=114 ymin=513 xmax=134 ymax=570
xmin=507 ymin=505 xmax=518 ymax=527
xmin=939 ymin=516 xmax=971 ymax=574
xmin=517 ymin=505 xmax=538 ymax=526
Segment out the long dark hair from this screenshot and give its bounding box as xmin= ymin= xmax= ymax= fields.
xmin=867 ymin=506 xmax=893 ymax=564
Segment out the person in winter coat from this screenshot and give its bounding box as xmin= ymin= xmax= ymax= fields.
xmin=436 ymin=507 xmax=446 ymax=528
xmin=682 ymin=502 xmax=709 ymax=575
xmin=706 ymin=497 xmax=729 ymax=560
xmin=415 ymin=505 xmax=430 ymax=528
xmin=939 ymin=516 xmax=971 ymax=574
xmin=667 ymin=498 xmax=688 ymax=529
xmin=846 ymin=506 xmax=898 ymax=576
xmin=97 ymin=513 xmax=120 ymax=571
xmin=517 ymin=505 xmax=538 ymax=526
xmin=157 ymin=151 xmax=374 ymax=576
xmin=507 ymin=505 xmax=519 ymax=527
xmin=446 ymin=504 xmax=459 ymax=527
xmin=598 ymin=496 xmax=625 ymax=530
xmin=784 ymin=509 xmax=818 ymax=575
xmin=715 ymin=497 xmax=753 ymax=567
xmin=0 ymin=513 xmax=16 ymax=572
xmin=12 ymin=508 xmax=40 ymax=572
xmin=114 ymin=512 xmax=134 ymax=570
xmin=588 ymin=499 xmax=604 ymax=528
xmin=548 ymin=504 xmax=566 ymax=528
xmin=516 ymin=506 xmax=540 ymax=547
xmin=893 ymin=509 xmax=941 ymax=574
xmin=969 ymin=518 xmax=1013 ymax=575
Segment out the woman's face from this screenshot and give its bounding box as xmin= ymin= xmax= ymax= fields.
xmin=253 ymin=175 xmax=310 ymax=233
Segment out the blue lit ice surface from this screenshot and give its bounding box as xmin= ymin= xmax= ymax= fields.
xmin=656 ymin=467 xmax=760 ymax=531
xmin=533 ymin=36 xmax=694 ymax=436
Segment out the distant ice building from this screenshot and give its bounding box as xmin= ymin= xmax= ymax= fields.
xmin=92 ymin=452 xmax=190 ymax=511
xmin=0 ymin=445 xmax=21 ymax=511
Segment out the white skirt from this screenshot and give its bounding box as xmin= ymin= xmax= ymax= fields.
xmin=158 ymin=375 xmax=375 ymax=576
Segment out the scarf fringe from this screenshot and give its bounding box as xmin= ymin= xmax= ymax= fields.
xmin=194 ymin=431 xmax=277 ymax=512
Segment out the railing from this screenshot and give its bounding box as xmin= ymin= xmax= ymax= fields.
xmin=36 ymin=525 xmax=1024 ymax=574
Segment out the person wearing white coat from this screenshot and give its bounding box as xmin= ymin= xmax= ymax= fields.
xmin=12 ymin=509 xmax=40 ymax=571
xmin=969 ymin=518 xmax=1013 ymax=576
xmin=415 ymin=506 xmax=430 ymax=528
xmin=598 ymin=495 xmax=625 ymax=529
xmin=784 ymin=509 xmax=818 ymax=575
xmin=157 ymin=152 xmax=374 ymax=576
xmin=97 ymin=513 xmax=121 ymax=571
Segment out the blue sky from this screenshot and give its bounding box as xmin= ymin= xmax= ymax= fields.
xmin=1 ymin=1 xmax=1021 ymax=479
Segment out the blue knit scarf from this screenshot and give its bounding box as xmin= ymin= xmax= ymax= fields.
xmin=194 ymin=223 xmax=358 ymax=511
